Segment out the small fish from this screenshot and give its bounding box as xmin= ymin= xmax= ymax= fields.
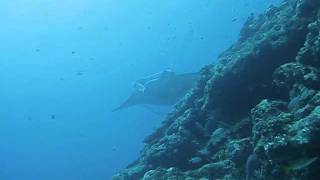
xmin=51 ymin=114 xmax=56 ymax=119
xmin=283 ymin=157 xmax=318 ymax=173
xmin=76 ymin=72 xmax=84 ymax=76
xmin=188 ymin=157 xmax=202 ymax=164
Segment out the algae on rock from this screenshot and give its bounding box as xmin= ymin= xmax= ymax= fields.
xmin=113 ymin=0 xmax=320 ymax=179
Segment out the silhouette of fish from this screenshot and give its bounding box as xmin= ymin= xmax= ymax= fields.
xmin=112 ymin=71 xmax=200 ymax=112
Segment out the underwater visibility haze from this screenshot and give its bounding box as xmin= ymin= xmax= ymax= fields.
xmin=0 ymin=0 xmax=284 ymax=179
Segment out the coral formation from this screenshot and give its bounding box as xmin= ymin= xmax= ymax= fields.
xmin=113 ymin=0 xmax=320 ymax=179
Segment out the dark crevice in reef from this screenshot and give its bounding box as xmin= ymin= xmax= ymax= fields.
xmin=113 ymin=0 xmax=320 ymax=179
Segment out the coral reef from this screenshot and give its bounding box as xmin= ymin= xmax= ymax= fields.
xmin=113 ymin=0 xmax=320 ymax=179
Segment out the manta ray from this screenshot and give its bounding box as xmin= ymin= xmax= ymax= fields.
xmin=112 ymin=70 xmax=200 ymax=112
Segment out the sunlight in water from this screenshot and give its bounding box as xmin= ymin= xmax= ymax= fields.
xmin=1 ymin=0 xmax=101 ymax=24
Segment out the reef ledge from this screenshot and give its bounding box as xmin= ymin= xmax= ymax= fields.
xmin=113 ymin=0 xmax=320 ymax=179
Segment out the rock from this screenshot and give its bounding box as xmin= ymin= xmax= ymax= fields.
xmin=187 ymin=160 xmax=235 ymax=179
xmin=289 ymin=106 xmax=320 ymax=147
xmin=205 ymin=128 xmax=229 ymax=154
xmin=273 ymin=63 xmax=320 ymax=90
xmin=112 ymin=1 xmax=320 ymax=179
xmin=142 ymin=168 xmax=184 ymax=180
xmin=225 ymin=138 xmax=252 ymax=166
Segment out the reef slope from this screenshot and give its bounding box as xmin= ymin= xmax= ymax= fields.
xmin=113 ymin=0 xmax=320 ymax=179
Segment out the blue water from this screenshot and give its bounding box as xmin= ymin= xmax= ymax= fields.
xmin=0 ymin=0 xmax=281 ymax=179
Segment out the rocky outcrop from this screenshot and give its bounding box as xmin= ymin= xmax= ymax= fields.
xmin=113 ymin=0 xmax=320 ymax=179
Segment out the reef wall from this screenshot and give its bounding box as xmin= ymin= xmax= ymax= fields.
xmin=113 ymin=0 xmax=320 ymax=179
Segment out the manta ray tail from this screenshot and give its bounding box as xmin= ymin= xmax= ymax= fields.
xmin=112 ymin=96 xmax=138 ymax=112
xmin=112 ymin=103 xmax=129 ymax=112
